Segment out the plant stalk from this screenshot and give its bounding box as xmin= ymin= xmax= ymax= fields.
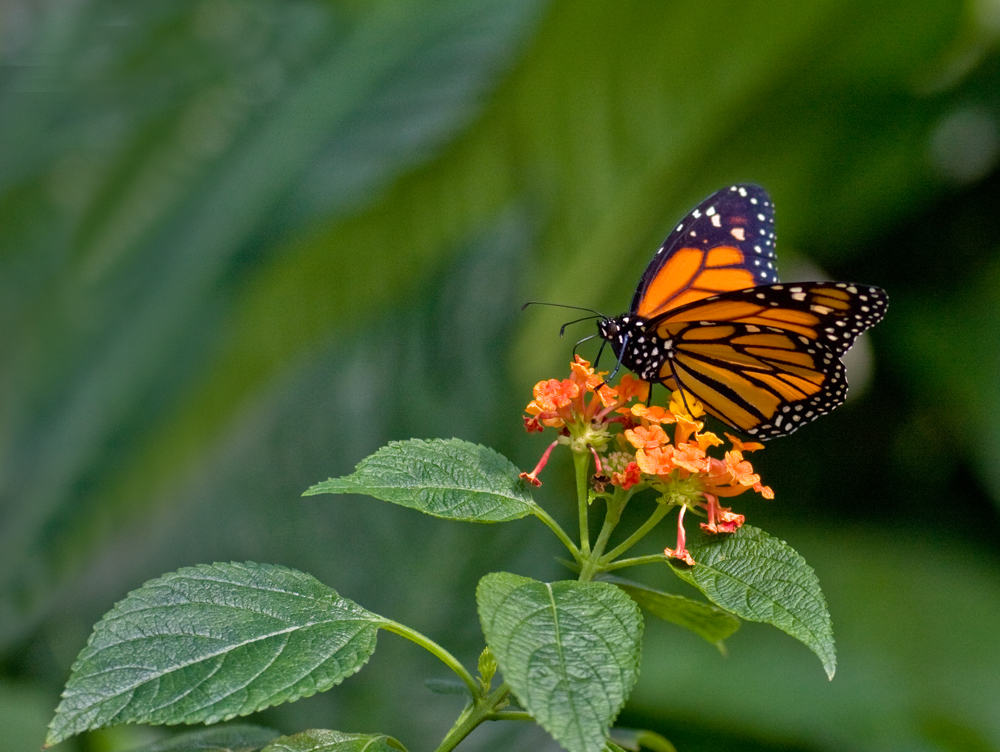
xmin=433 ymin=683 xmax=512 ymax=752
xmin=574 ymin=449 xmax=592 ymax=555
xmin=532 ymin=506 xmax=582 ymax=563
xmin=600 ymin=502 xmax=671 ymax=563
xmin=381 ymin=621 xmax=479 ymax=699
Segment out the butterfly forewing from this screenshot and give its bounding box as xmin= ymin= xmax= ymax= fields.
xmin=652 ymin=282 xmax=889 ymax=356
xmin=631 ymin=185 xmax=778 ymax=319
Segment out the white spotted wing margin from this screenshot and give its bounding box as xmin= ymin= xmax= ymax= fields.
xmin=667 ymin=322 xmax=851 ymax=439
xmin=631 ymin=184 xmax=779 ymax=316
xmin=46 ymin=563 xmax=387 ymax=746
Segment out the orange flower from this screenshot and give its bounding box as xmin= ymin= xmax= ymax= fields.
xmin=665 ymin=505 xmax=696 ymax=566
xmin=624 ymin=424 xmax=670 ymax=451
xmin=523 ymin=364 xmax=775 ymax=561
xmin=669 ymin=389 xmax=704 ymax=420
xmin=629 ymin=404 xmax=675 ymax=424
xmin=521 ymin=356 xmax=651 ymax=483
xmin=611 ymin=462 xmax=642 ymax=490
xmin=670 ymin=442 xmax=708 ymax=474
xmin=700 ymin=493 xmax=746 ymax=534
xmin=635 ymin=444 xmax=675 ymax=475
xmin=725 ymin=433 xmax=764 ymax=453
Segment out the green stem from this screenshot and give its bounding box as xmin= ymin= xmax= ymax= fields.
xmin=574 ymin=450 xmax=591 ymax=555
xmin=603 ymin=553 xmax=670 ymax=571
xmin=600 ymin=503 xmax=671 ymax=563
xmin=381 ymin=621 xmax=479 ymax=699
xmin=433 ymin=683 xmax=512 ymax=752
xmin=578 ymin=490 xmax=626 ymax=582
xmin=532 ymin=506 xmax=582 ymax=563
xmin=489 ymin=710 xmax=534 ymax=722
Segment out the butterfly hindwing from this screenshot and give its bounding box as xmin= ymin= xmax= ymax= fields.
xmin=660 ymin=322 xmax=850 ymax=439
xmin=631 ymin=184 xmax=778 ymax=319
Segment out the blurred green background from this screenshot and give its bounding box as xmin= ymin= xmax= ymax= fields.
xmin=2 ymin=0 xmax=999 ymax=750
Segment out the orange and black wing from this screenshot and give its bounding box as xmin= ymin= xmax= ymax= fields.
xmin=651 ymin=282 xmax=889 ymax=438
xmin=631 ymin=184 xmax=778 ymax=318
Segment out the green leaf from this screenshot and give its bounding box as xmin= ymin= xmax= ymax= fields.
xmin=608 ymin=728 xmax=677 ymax=752
xmin=477 ymin=572 xmax=643 ymax=752
xmin=262 ymin=729 xmax=407 ymax=752
xmin=605 ymin=577 xmax=739 ymax=647
xmin=130 ymin=725 xmax=282 ymax=752
xmin=47 ymin=563 xmax=385 ymax=745
xmin=305 ymin=439 xmax=537 ymax=522
xmin=669 ymin=526 xmax=836 ymax=678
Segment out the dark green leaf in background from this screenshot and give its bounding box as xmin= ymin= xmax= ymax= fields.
xmin=0 ymin=0 xmax=545 ymax=649
xmin=608 ymin=727 xmax=677 ymax=752
xmin=669 ymin=526 xmax=836 ymax=678
xmin=477 ymin=572 xmax=643 ymax=752
xmin=128 ymin=725 xmax=282 ymax=752
xmin=605 ymin=577 xmax=739 ymax=647
xmin=305 ymin=439 xmax=538 ymax=522
xmin=47 ymin=563 xmax=385 ymax=745
xmin=262 ymin=729 xmax=407 ymax=752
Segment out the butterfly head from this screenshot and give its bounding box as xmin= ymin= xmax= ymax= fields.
xmin=596 ymin=313 xmax=667 ymax=383
xmin=596 ymin=315 xmax=627 ymax=360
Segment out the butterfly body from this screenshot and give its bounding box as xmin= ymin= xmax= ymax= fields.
xmin=598 ymin=185 xmax=888 ymax=439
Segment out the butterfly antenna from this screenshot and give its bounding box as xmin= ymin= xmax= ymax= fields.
xmin=594 ymin=334 xmax=624 ymax=391
xmin=592 ymin=337 xmax=608 ymax=369
xmin=559 ymin=314 xmax=603 ymax=337
xmin=521 ymin=301 xmax=606 ymax=317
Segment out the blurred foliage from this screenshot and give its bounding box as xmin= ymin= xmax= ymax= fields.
xmin=1 ymin=0 xmax=999 ymax=751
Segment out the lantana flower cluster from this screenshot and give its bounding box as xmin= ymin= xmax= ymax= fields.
xmin=522 ymin=356 xmax=773 ymax=565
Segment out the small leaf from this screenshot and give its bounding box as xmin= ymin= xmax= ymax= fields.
xmin=304 ymin=439 xmax=537 ymax=522
xmin=605 ymin=577 xmax=739 ymax=646
xmin=477 ymin=572 xmax=643 ymax=752
xmin=131 ymin=725 xmax=281 ymax=752
xmin=263 ymin=729 xmax=407 ymax=752
xmin=609 ymin=727 xmax=677 ymax=752
xmin=669 ymin=526 xmax=836 ymax=678
xmin=47 ymin=563 xmax=386 ymax=745
xmin=477 ymin=646 xmax=498 ymax=688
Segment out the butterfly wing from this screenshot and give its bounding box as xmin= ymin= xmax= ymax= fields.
xmin=651 ymin=282 xmax=889 ymax=438
xmin=631 ymin=184 xmax=778 ymax=319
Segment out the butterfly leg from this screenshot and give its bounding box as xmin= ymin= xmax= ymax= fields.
xmin=595 ymin=333 xmax=626 ymax=390
xmin=665 ymin=358 xmax=695 ymax=416
xmin=582 ymin=335 xmax=604 ymax=364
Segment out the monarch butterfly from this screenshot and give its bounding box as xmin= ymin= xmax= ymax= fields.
xmin=596 ymin=184 xmax=888 ymax=439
